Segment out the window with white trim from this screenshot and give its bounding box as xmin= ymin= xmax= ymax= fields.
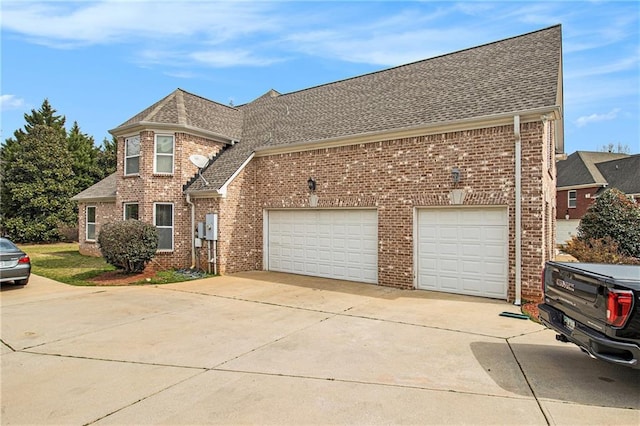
xmin=154 ymin=135 xmax=174 ymax=174
xmin=86 ymin=206 xmax=96 ymax=241
xmin=125 ymin=136 xmax=140 ymax=175
xmin=568 ymin=190 xmax=577 ymax=208
xmin=154 ymin=203 xmax=173 ymax=251
xmin=124 ymin=203 xmax=139 ymax=220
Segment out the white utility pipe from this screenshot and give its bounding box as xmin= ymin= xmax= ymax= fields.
xmin=514 ymin=115 xmax=522 ymax=306
xmin=185 ymin=193 xmax=196 ymax=269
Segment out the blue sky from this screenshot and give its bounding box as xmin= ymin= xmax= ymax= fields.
xmin=1 ymin=1 xmax=638 ymax=154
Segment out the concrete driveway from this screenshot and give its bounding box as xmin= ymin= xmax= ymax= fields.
xmin=2 ymin=272 xmax=639 ymax=425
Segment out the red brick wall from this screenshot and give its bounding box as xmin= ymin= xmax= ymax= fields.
xmin=556 ymin=187 xmax=599 ymax=219
xmin=79 ymin=131 xmax=224 ymax=267
xmin=83 ymin=120 xmax=554 ymax=302
xmin=77 ymin=201 xmax=119 ymax=256
xmin=209 ymin=121 xmax=553 ymax=302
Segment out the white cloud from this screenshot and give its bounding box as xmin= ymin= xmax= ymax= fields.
xmin=1 ymin=1 xmax=279 ymax=47
xmin=0 ymin=94 xmax=26 ymax=111
xmin=190 ymin=49 xmax=283 ymax=68
xmin=575 ymin=108 xmax=621 ymax=128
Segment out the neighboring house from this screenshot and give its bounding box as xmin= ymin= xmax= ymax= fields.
xmin=555 ymin=151 xmax=640 ymax=245
xmin=73 ymin=25 xmax=564 ymax=303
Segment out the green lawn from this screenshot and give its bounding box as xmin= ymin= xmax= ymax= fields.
xmin=18 ymin=243 xmax=206 ymax=286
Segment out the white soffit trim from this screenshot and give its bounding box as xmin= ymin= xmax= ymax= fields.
xmin=254 ymin=106 xmax=561 ymax=157
xmin=557 ymin=183 xmax=607 ymax=191
xmin=110 ymin=122 xmax=234 ymax=145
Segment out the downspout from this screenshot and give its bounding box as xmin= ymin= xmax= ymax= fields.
xmin=514 ymin=115 xmax=522 ymax=306
xmin=185 ymin=193 xmax=196 ymax=269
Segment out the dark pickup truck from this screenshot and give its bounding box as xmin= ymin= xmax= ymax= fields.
xmin=538 ymin=261 xmax=640 ymax=369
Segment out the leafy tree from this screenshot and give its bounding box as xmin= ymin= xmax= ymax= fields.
xmin=576 ymin=188 xmax=640 ymax=259
xmin=0 ymin=124 xmax=76 ymax=242
xmin=97 ymin=220 xmax=158 ymax=273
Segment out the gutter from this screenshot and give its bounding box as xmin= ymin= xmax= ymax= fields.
xmin=514 ymin=115 xmax=522 ymax=306
xmin=255 ymin=106 xmax=561 ymax=157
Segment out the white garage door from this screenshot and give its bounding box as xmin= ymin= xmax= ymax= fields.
xmin=416 ymin=207 xmax=508 ymax=299
xmin=266 ymin=209 xmax=378 ymax=283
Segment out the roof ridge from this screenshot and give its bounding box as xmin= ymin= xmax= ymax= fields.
xmin=253 ymin=24 xmax=562 ymax=101
xmin=176 ymin=88 xmax=239 ymax=111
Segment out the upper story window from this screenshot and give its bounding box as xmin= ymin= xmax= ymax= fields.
xmin=86 ymin=206 xmax=96 ymax=241
xmin=124 ymin=203 xmax=139 ymax=220
xmin=125 ymin=136 xmax=140 ymax=175
xmin=568 ymin=190 xmax=577 ymax=208
xmin=154 ymin=135 xmax=174 ymax=174
xmin=154 ymin=203 xmax=174 ymax=251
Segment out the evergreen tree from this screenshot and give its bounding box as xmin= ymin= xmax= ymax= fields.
xmin=97 ymin=136 xmax=117 ymax=176
xmin=1 ymin=124 xmax=76 ymax=242
xmin=67 ymin=121 xmax=102 ymax=192
xmin=1 ymin=99 xmax=118 ymax=242
xmin=1 ymin=99 xmax=66 ymax=167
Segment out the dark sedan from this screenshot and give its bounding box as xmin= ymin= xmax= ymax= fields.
xmin=0 ymin=237 xmax=31 ymax=285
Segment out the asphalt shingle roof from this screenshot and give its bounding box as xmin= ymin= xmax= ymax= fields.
xmin=71 ymin=173 xmax=117 ymax=201
xmin=95 ymin=25 xmax=563 ymax=196
xmin=556 ymin=151 xmax=629 ymax=187
xmin=595 ymin=155 xmax=640 ymax=195
xmin=116 ymin=90 xmax=243 ymax=141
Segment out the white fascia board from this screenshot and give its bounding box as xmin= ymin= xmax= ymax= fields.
xmin=254 ymin=106 xmax=561 ymax=157
xmin=185 ymin=153 xmax=256 ymax=199
xmin=217 ymin=153 xmax=256 ymax=197
xmin=70 ymin=196 xmax=116 ymax=203
xmin=557 ymin=183 xmax=607 ymax=191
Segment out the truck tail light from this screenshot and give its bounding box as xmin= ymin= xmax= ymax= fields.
xmin=606 ymin=289 xmax=634 ymax=328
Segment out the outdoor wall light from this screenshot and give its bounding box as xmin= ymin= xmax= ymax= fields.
xmin=565 ymin=210 xmax=570 ymax=220
xmin=307 ymin=177 xmax=316 ymax=192
xmin=451 ymin=167 xmax=461 ymax=184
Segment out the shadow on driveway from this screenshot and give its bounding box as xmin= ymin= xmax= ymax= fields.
xmin=471 ymin=341 xmax=640 ymax=409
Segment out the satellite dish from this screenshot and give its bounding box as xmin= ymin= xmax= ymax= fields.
xmin=189 ymin=154 xmax=209 ymax=186
xmin=189 ymin=154 xmax=209 ymax=169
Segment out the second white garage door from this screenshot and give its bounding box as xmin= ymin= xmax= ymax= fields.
xmin=266 ymin=209 xmax=378 ymax=283
xmin=416 ymin=207 xmax=508 ymax=299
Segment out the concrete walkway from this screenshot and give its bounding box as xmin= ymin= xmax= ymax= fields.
xmin=1 ymin=272 xmax=638 ymax=425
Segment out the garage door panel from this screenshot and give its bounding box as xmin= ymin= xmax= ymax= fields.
xmin=268 ymin=210 xmax=377 ymax=284
xmin=439 ymin=276 xmax=459 ymax=290
xmin=461 ymin=243 xmax=482 ymax=256
xmin=417 ymin=207 xmax=508 ymax=299
xmin=439 ymin=243 xmax=458 ymax=256
xmin=439 ymin=259 xmax=459 ymax=273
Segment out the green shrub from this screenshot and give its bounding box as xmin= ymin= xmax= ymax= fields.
xmin=97 ymin=220 xmax=158 ymax=273
xmin=577 ymin=188 xmax=640 ymax=258
xmin=561 ymin=236 xmax=640 ymax=265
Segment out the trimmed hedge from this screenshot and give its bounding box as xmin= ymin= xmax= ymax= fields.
xmin=97 ymin=220 xmax=158 ymax=273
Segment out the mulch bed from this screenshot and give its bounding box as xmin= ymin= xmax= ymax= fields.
xmin=89 ymin=265 xmax=157 ymax=285
xmin=521 ymin=301 xmax=540 ymax=322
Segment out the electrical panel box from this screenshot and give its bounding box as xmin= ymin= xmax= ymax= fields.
xmin=197 ymin=222 xmax=205 ymax=239
xmin=205 ymin=213 xmax=218 ymax=241
xmin=194 ymin=238 xmax=202 ymax=248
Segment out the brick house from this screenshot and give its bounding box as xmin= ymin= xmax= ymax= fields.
xmin=73 ymin=25 xmax=564 ymax=303
xmin=556 ymin=151 xmax=640 ymax=245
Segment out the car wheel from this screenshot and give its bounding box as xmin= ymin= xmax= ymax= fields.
xmin=14 ymin=278 xmax=28 ymax=286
